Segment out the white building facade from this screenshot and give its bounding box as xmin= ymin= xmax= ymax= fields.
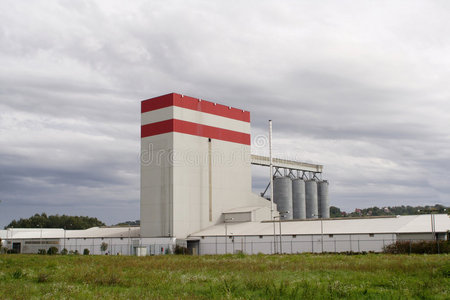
xmin=140 ymin=93 xmax=271 ymax=238
xmin=0 ymin=227 xmax=174 ymax=255
xmin=1 ymin=215 xmax=448 ymax=255
xmin=188 ymin=214 xmax=450 ymax=255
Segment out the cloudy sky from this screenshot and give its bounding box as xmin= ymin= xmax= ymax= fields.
xmin=1 ymin=0 xmax=449 ymax=228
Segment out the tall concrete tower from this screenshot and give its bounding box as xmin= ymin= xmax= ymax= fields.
xmin=140 ymin=93 xmax=269 ymax=238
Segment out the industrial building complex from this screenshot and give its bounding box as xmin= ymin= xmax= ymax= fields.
xmin=140 ymin=92 xmax=330 ymax=238
xmin=1 ymin=93 xmax=449 ymax=255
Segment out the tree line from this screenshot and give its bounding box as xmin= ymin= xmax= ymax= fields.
xmin=4 ymin=213 xmax=105 ymax=229
xmin=330 ymin=204 xmax=448 ymax=218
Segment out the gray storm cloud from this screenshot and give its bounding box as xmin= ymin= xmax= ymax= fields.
xmin=0 ymin=0 xmax=449 ymax=227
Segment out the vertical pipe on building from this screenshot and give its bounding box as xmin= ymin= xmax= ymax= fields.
xmin=63 ymin=227 xmax=66 ymax=252
xmin=128 ymin=226 xmax=131 ymax=255
xmin=269 ymin=120 xmax=274 ymax=219
xmin=208 ymin=138 xmax=212 ymax=222
xmin=269 ymin=120 xmax=277 ymax=254
xmin=273 ymin=219 xmax=277 ymax=254
xmin=169 ymin=163 xmax=173 ymax=237
xmin=225 ymin=222 xmax=228 ymax=254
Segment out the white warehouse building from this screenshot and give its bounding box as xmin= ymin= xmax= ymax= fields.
xmin=0 ymin=227 xmax=173 ymax=255
xmin=1 ymin=214 xmax=449 ymax=255
xmin=1 ymin=93 xmax=449 ymax=255
xmin=188 ymin=214 xmax=450 ymax=255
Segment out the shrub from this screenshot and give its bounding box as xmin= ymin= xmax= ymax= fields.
xmin=61 ymin=248 xmax=68 ymax=255
xmin=100 ymin=242 xmax=108 ymax=253
xmin=37 ymin=273 xmax=49 ymax=283
xmin=235 ymin=250 xmax=246 ymax=258
xmin=83 ymin=248 xmax=90 ymax=255
xmin=174 ymin=245 xmax=188 ymax=255
xmin=74 ymin=250 xmax=79 ymax=255
xmin=383 ymin=240 xmax=450 ymax=254
xmin=37 ymin=249 xmax=46 ymax=255
xmin=47 ymin=247 xmax=59 ymax=255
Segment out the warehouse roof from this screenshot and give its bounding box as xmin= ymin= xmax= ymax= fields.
xmin=189 ymin=214 xmax=450 ymax=237
xmin=0 ymin=226 xmax=140 ymax=240
xmin=1 ymin=215 xmax=448 ymax=240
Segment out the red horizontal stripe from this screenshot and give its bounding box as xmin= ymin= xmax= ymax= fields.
xmin=141 ymin=93 xmax=250 ymax=123
xmin=141 ymin=119 xmax=173 ymax=139
xmin=141 ymin=94 xmax=174 ymax=113
xmin=141 ymin=119 xmax=250 ymax=145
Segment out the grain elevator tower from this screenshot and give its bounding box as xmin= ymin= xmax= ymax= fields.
xmin=140 ymin=93 xmax=271 ymax=238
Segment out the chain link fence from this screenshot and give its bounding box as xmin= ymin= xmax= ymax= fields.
xmin=197 ymin=238 xmax=449 ymax=255
xmin=2 ymin=239 xmax=174 ymax=255
xmin=2 ymin=237 xmax=448 ymax=255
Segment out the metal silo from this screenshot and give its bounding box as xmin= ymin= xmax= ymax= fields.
xmin=273 ymin=176 xmax=293 ymax=220
xmin=292 ymin=178 xmax=306 ymax=219
xmin=305 ymin=179 xmax=318 ymax=218
xmin=318 ymin=180 xmax=330 ymax=218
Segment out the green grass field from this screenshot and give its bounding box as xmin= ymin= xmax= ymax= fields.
xmin=1 ymin=253 xmax=449 ymax=299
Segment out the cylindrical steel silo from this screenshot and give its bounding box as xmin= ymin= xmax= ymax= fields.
xmin=292 ymin=178 xmax=306 ymax=219
xmin=305 ymin=179 xmax=318 ymax=218
xmin=273 ymin=176 xmax=293 ymax=220
xmin=318 ymin=180 xmax=330 ymax=218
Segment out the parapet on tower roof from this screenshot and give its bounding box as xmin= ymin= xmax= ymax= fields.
xmin=141 ymin=93 xmax=250 ymax=122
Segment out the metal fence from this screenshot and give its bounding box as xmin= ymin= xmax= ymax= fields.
xmin=59 ymin=243 xmax=174 ymax=256
xmin=197 ymin=238 xmax=448 ymax=255
xmin=2 ymin=238 xmax=447 ymax=255
xmin=2 ymin=241 xmax=174 ymax=256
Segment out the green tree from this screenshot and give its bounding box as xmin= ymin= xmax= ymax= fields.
xmin=5 ymin=213 xmax=105 ymax=229
xmin=329 ymin=206 xmax=343 ymax=218
xmin=335 ymin=204 xmax=448 ymax=218
xmin=47 ymin=247 xmax=58 ymax=255
xmin=100 ymin=242 xmax=108 ymax=254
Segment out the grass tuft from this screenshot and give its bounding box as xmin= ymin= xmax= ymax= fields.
xmin=37 ymin=272 xmax=50 ymax=283
xmin=12 ymin=269 xmax=24 ymax=279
